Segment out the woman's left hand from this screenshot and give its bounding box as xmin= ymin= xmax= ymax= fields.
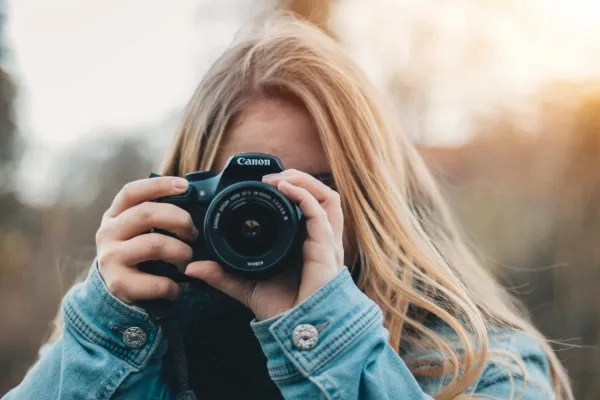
xmin=185 ymin=169 xmax=344 ymax=321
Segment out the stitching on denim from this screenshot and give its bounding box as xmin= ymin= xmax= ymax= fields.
xmin=270 ymin=269 xmax=351 ymax=338
xmin=264 ymin=271 xmax=349 ymax=375
xmin=269 ymin=363 xmax=296 ymax=373
xmin=269 ymin=362 xmax=301 ymax=379
xmin=307 ymin=374 xmax=335 ymax=400
xmin=253 ymin=330 xmax=273 ymax=340
xmin=275 ymin=272 xmax=351 ymax=338
xmin=268 ymin=303 xmax=382 ymax=380
xmin=262 ymin=270 xmax=351 ymax=379
xmin=272 ymin=272 xmax=350 ymax=349
xmin=63 ymin=301 xmax=153 ymax=368
xmin=318 ymin=373 xmax=341 ymax=400
xmin=307 ymin=304 xmax=381 ymax=371
xmin=280 ymin=302 xmax=380 ymax=374
xmin=280 ymin=292 xmax=376 ymax=361
xmin=98 ymin=364 xmax=130 ymax=399
xmin=268 ymin=271 xmax=383 ymax=377
xmin=64 ymin=303 xmax=137 ymax=363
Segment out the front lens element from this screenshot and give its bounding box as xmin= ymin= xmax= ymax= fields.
xmin=223 ymin=200 xmax=280 ymax=257
xmin=204 ymin=181 xmax=303 ymax=277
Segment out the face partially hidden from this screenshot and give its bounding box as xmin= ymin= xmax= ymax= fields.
xmin=213 ymin=97 xmax=356 ymax=268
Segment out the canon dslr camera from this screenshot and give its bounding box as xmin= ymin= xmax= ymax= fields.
xmin=139 ymin=153 xmax=306 ymax=282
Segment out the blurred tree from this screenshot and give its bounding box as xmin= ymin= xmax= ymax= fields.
xmin=0 ymin=66 xmax=18 ymax=191
xmin=0 ymin=133 xmax=159 ymax=395
xmin=422 ymin=82 xmax=600 ymax=399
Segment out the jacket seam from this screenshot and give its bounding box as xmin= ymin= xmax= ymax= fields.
xmin=269 ymin=362 xmax=302 ymax=380
xmin=314 ymin=372 xmax=339 ymax=400
xmin=97 ymin=364 xmax=132 ymax=400
xmin=63 ymin=300 xmax=156 ymax=368
xmin=270 ymin=302 xmax=382 ymax=376
xmin=307 ymin=374 xmax=334 ymax=400
xmin=311 ymin=303 xmax=382 ymax=371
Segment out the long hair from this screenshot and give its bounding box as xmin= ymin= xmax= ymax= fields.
xmin=43 ymin=12 xmax=572 ymax=399
xmin=159 ymin=14 xmax=572 ymax=399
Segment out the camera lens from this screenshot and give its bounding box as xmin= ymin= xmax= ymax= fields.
xmin=222 ymin=200 xmax=280 ymax=257
xmin=203 ymin=181 xmax=304 ymax=277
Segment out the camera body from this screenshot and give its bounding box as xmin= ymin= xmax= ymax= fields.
xmin=139 ymin=153 xmax=305 ymax=283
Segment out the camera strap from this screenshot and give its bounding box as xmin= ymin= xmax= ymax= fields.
xmin=141 ymin=299 xmax=197 ymax=400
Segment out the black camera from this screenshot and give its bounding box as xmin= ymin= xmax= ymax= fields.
xmin=139 ymin=153 xmax=306 ymax=283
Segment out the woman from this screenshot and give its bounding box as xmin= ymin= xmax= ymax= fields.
xmin=4 ymin=14 xmax=572 ymax=400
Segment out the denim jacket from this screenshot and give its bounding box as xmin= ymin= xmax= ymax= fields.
xmin=3 ymin=264 xmax=555 ymax=399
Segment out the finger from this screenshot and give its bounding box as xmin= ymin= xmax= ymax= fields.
xmin=107 ymin=202 xmax=198 ymax=242
xmin=111 ymin=233 xmax=194 ymax=271
xmin=264 ymin=171 xmax=343 ymax=240
xmin=277 ymin=180 xmax=334 ymax=244
xmin=185 ymin=261 xmax=254 ymax=306
xmin=264 ymin=169 xmax=330 ymax=202
xmin=107 ymin=268 xmax=182 ymax=303
xmin=105 ymin=177 xmax=189 ymax=219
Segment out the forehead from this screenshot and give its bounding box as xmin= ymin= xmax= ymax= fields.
xmin=213 ymin=97 xmax=330 ymax=173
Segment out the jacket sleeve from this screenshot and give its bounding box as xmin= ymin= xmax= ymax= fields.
xmin=251 ymin=267 xmax=436 ymax=400
xmin=251 ymin=267 xmax=556 ymax=400
xmin=473 ymin=330 xmax=557 ymax=399
xmin=2 ymin=262 xmax=175 ymax=400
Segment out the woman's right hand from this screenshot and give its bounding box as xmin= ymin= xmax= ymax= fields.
xmin=96 ymin=176 xmax=198 ymax=304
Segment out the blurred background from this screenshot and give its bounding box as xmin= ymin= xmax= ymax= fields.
xmin=1 ymin=0 xmax=599 ymax=398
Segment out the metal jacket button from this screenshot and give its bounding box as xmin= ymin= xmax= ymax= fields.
xmin=292 ymin=324 xmax=319 ymax=350
xmin=122 ymin=327 xmax=147 ymax=349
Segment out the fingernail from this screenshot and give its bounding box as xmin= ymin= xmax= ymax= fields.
xmin=173 ymin=177 xmax=189 ymax=190
xmin=190 ymin=225 xmax=199 ymax=241
xmin=184 ymin=263 xmax=197 ymax=276
xmin=262 ymin=173 xmax=278 ymax=181
xmin=171 ymin=284 xmax=183 ymax=301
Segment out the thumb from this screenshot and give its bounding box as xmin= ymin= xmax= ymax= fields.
xmin=185 ymin=261 xmax=253 ymax=305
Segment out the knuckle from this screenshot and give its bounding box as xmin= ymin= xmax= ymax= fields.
xmin=97 ymin=247 xmax=118 ymax=267
xmin=329 ymin=190 xmax=341 ymax=204
xmin=106 ymin=277 xmax=124 ymax=297
xmin=96 ymin=219 xmax=117 ymax=243
xmin=303 ymin=240 xmax=318 ymax=256
xmin=120 ymin=182 xmax=135 ymax=201
xmin=172 ymin=242 xmax=193 ymax=262
xmin=101 ymin=209 xmax=112 ymax=222
xmin=152 ymin=177 xmax=172 ymax=194
xmin=147 ymin=234 xmax=164 ymax=254
xmin=296 ymin=187 xmax=309 ymax=200
xmin=155 ymin=176 xmax=170 ymax=188
xmin=95 ymin=226 xmax=108 ymax=244
xmin=137 ymin=202 xmax=154 ymax=224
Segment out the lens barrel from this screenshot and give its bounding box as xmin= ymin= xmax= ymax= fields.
xmin=203 ymin=181 xmax=302 ymax=277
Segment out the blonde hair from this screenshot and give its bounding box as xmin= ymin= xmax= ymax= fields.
xmin=159 ymin=14 xmax=572 ymax=399
xmin=43 ymin=12 xmax=572 ymax=400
